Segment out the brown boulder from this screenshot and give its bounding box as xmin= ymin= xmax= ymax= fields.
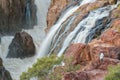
xmin=7 ymin=31 xmax=35 ymax=59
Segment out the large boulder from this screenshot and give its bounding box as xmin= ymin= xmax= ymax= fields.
xmin=0 ymin=58 xmax=13 ymax=80
xmin=0 ymin=0 xmax=36 ymax=35
xmin=7 ymin=31 xmax=35 ymax=59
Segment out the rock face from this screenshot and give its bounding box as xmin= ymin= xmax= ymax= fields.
xmin=62 ymin=3 xmax=120 ymax=79
xmin=63 ymin=18 xmax=120 ymax=80
xmin=46 ymin=0 xmax=68 ymax=31
xmin=46 ymin=0 xmax=116 ymax=32
xmin=63 ymin=58 xmax=120 ymax=80
xmin=46 ymin=0 xmax=114 ymax=55
xmin=0 ymin=58 xmax=13 ymax=80
xmin=65 ymin=43 xmax=88 ymax=65
xmin=7 ymin=31 xmax=35 ymax=59
xmin=0 ymin=0 xmax=36 ymax=35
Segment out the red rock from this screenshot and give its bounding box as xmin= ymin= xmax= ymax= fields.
xmin=63 ymin=58 xmax=120 ymax=80
xmin=46 ymin=0 xmax=116 ymax=32
xmin=85 ymin=58 xmax=120 ymax=70
xmin=65 ymin=43 xmax=86 ymax=65
xmin=63 ymin=72 xmax=89 ymax=80
xmin=110 ymin=19 xmax=120 ymax=28
xmin=86 ymin=69 xmax=107 ymax=80
xmin=89 ymin=44 xmax=120 ymax=60
xmin=46 ymin=0 xmax=68 ymax=31
xmin=110 ymin=5 xmax=120 ymax=19
xmin=100 ymin=29 xmax=120 ymax=46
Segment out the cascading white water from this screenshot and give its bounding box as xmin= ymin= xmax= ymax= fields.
xmin=0 ymin=0 xmax=119 ymax=80
xmin=26 ymin=0 xmax=31 ymax=20
xmin=57 ymin=6 xmax=112 ymax=57
xmin=57 ymin=2 xmax=120 ymax=57
xmin=0 ymin=0 xmax=50 ymax=80
xmin=49 ymin=15 xmax=76 ymax=56
xmin=38 ymin=0 xmax=96 ymax=58
xmin=74 ymin=8 xmax=110 ymax=43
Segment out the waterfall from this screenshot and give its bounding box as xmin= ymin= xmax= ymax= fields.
xmin=39 ymin=0 xmax=120 ymax=57
xmin=26 ymin=0 xmax=31 ymax=19
xmin=57 ymin=6 xmax=111 ymax=57
xmin=25 ymin=0 xmax=31 ymax=26
xmin=73 ymin=7 xmax=110 ymax=43
xmin=57 ymin=2 xmax=120 ymax=57
xmin=0 ymin=0 xmax=120 ymax=80
xmin=38 ymin=0 xmax=96 ymax=58
xmin=0 ymin=0 xmax=50 ymax=80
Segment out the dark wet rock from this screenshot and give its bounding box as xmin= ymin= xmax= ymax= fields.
xmin=0 ymin=58 xmax=13 ymax=80
xmin=7 ymin=31 xmax=35 ymax=59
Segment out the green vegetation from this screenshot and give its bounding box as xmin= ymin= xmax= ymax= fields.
xmin=20 ymin=55 xmax=63 ymax=80
xmin=20 ymin=55 xmax=80 ymax=80
xmin=105 ymin=65 xmax=120 ymax=80
xmin=48 ymin=56 xmax=80 ymax=80
xmin=113 ymin=5 xmax=120 ymax=18
xmin=64 ymin=56 xmax=80 ymax=72
xmin=115 ymin=13 xmax=120 ymax=18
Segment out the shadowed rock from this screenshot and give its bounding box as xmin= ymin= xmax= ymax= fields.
xmin=0 ymin=58 xmax=13 ymax=80
xmin=0 ymin=0 xmax=36 ymax=35
xmin=7 ymin=31 xmax=35 ymax=59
